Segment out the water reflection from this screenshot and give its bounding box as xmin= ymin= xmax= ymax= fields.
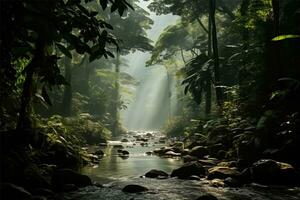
xmin=81 ymin=138 xmax=182 ymax=183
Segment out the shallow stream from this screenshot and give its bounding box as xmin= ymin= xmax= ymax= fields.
xmin=63 ymin=131 xmax=300 ymax=200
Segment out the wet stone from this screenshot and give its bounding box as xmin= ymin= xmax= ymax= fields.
xmin=122 ymin=184 xmax=148 ymax=193
xmin=196 ymin=194 xmax=218 ymax=200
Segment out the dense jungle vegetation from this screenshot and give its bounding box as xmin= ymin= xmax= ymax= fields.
xmin=0 ymin=0 xmax=300 ymax=200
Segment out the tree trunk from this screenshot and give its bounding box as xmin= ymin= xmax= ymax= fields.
xmin=61 ymin=57 xmax=72 ymax=117
xmin=112 ymin=53 xmax=120 ymax=137
xmin=17 ymin=34 xmax=46 ymax=130
xmin=205 ymin=11 xmax=213 ymax=117
xmin=272 ymin=0 xmax=280 ymax=35
xmin=209 ymin=0 xmax=223 ymax=107
xmin=82 ymin=55 xmax=90 ymax=96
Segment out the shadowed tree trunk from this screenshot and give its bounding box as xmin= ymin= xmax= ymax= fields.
xmin=209 ymin=0 xmax=223 ymax=107
xmin=205 ymin=9 xmax=213 ymax=117
xmin=17 ymin=33 xmax=46 ymax=130
xmin=61 ymin=57 xmax=72 ymax=117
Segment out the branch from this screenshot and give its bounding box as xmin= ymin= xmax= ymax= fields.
xmin=180 ymin=48 xmax=186 ymax=64
xmin=196 ymin=18 xmax=209 ymax=34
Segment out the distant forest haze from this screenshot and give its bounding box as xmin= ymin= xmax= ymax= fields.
xmin=0 ymin=0 xmax=300 ymax=200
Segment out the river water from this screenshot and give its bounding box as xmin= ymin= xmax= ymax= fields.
xmin=63 ymin=131 xmax=300 ymax=200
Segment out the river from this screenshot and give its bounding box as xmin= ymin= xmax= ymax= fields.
xmin=63 ymin=131 xmax=300 ymax=200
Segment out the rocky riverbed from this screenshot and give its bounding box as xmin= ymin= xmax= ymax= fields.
xmin=62 ymin=131 xmax=300 ymax=200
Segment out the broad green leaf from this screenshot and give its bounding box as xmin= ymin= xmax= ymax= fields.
xmin=272 ymin=35 xmax=300 ymax=41
xmin=56 ymin=43 xmax=72 ymax=58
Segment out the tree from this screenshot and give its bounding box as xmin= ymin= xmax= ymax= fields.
xmin=209 ymin=0 xmax=223 ymax=106
xmin=0 ymin=0 xmax=133 ymax=130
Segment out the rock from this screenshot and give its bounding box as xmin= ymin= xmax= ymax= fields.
xmin=140 ymin=142 xmax=148 ymax=147
xmin=0 ymin=183 xmax=32 ymax=200
xmin=159 ymin=139 xmax=166 ymax=144
xmin=164 ymin=151 xmax=181 ymax=157
xmin=153 ymin=147 xmax=172 ymax=156
xmin=198 ymin=159 xmax=219 ymax=166
xmin=196 ymin=194 xmax=218 ymax=200
xmin=189 ymin=146 xmax=208 ymax=158
xmin=188 ymin=175 xmax=201 ymax=180
xmin=182 ymin=155 xmax=198 ymax=163
xmin=145 ymin=169 xmax=168 ymax=178
xmin=207 ymin=166 xmax=240 ymax=180
xmin=217 ymin=161 xmax=237 ymax=168
xmin=99 ymin=143 xmax=107 ymax=147
xmin=94 ymin=149 xmax=104 ymax=156
xmin=181 ymin=149 xmax=190 ymax=156
xmin=52 ymin=169 xmax=92 ymax=191
xmin=146 ymin=151 xmax=152 ymax=156
xmin=117 ymin=149 xmax=123 ymax=153
xmin=121 ymin=138 xmax=129 ymax=142
xmin=171 ymin=161 xmax=206 ymax=179
xmin=239 ymin=167 xmax=252 ymax=184
xmin=171 ymin=147 xmax=183 ymax=153
xmin=187 ymin=141 xmax=203 ymax=149
xmin=122 ymin=184 xmax=148 ymax=193
xmin=224 ymin=177 xmax=242 ymax=187
xmin=171 ymin=142 xmax=184 ymax=148
xmin=146 ymin=133 xmax=153 ymax=138
xmin=210 ymin=179 xmax=225 ymax=187
xmin=251 ymin=159 xmax=298 ymax=185
xmin=122 ymin=150 xmax=129 ymax=155
xmin=113 ymin=145 xmax=124 ymax=149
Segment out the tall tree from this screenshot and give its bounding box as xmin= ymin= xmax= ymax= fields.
xmin=209 ymin=0 xmax=223 ymax=106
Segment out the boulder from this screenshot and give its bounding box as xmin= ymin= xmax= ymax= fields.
xmin=189 ymin=146 xmax=208 ymax=158
xmin=188 ymin=175 xmax=201 ymax=180
xmin=146 ymin=151 xmax=152 ymax=156
xmin=153 ymin=147 xmax=172 ymax=156
xmin=145 ymin=169 xmax=168 ymax=178
xmin=251 ymin=159 xmax=298 ymax=185
xmin=181 ymin=149 xmax=190 ymax=156
xmin=182 ymin=155 xmax=198 ymax=163
xmin=0 ymin=183 xmax=32 ymax=200
xmin=171 ymin=162 xmax=206 ymax=179
xmin=198 ymin=159 xmax=218 ymax=167
xmin=187 ymin=141 xmax=203 ymax=149
xmin=112 ymin=145 xmax=124 ymax=149
xmin=207 ymin=166 xmax=240 ymax=180
xmin=117 ymin=149 xmax=123 ymax=153
xmin=224 ymin=177 xmax=243 ymax=187
xmin=94 ymin=149 xmax=104 ymax=156
xmin=196 ymin=194 xmax=218 ymax=200
xmin=121 ymin=139 xmax=129 ymax=142
xmin=171 ymin=147 xmax=183 ymax=153
xmin=52 ymin=169 xmax=92 ymax=191
xmin=122 ymin=184 xmax=148 ymax=193
xmin=217 ymin=161 xmax=237 ymax=168
xmin=164 ymin=151 xmax=181 ymax=157
xmin=121 ymin=150 xmax=129 ymax=155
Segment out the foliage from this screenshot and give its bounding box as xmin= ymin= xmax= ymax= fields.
xmin=182 ymin=54 xmax=212 ymax=104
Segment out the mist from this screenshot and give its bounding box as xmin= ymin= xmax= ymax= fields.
xmin=120 ymin=2 xmax=178 ymax=131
